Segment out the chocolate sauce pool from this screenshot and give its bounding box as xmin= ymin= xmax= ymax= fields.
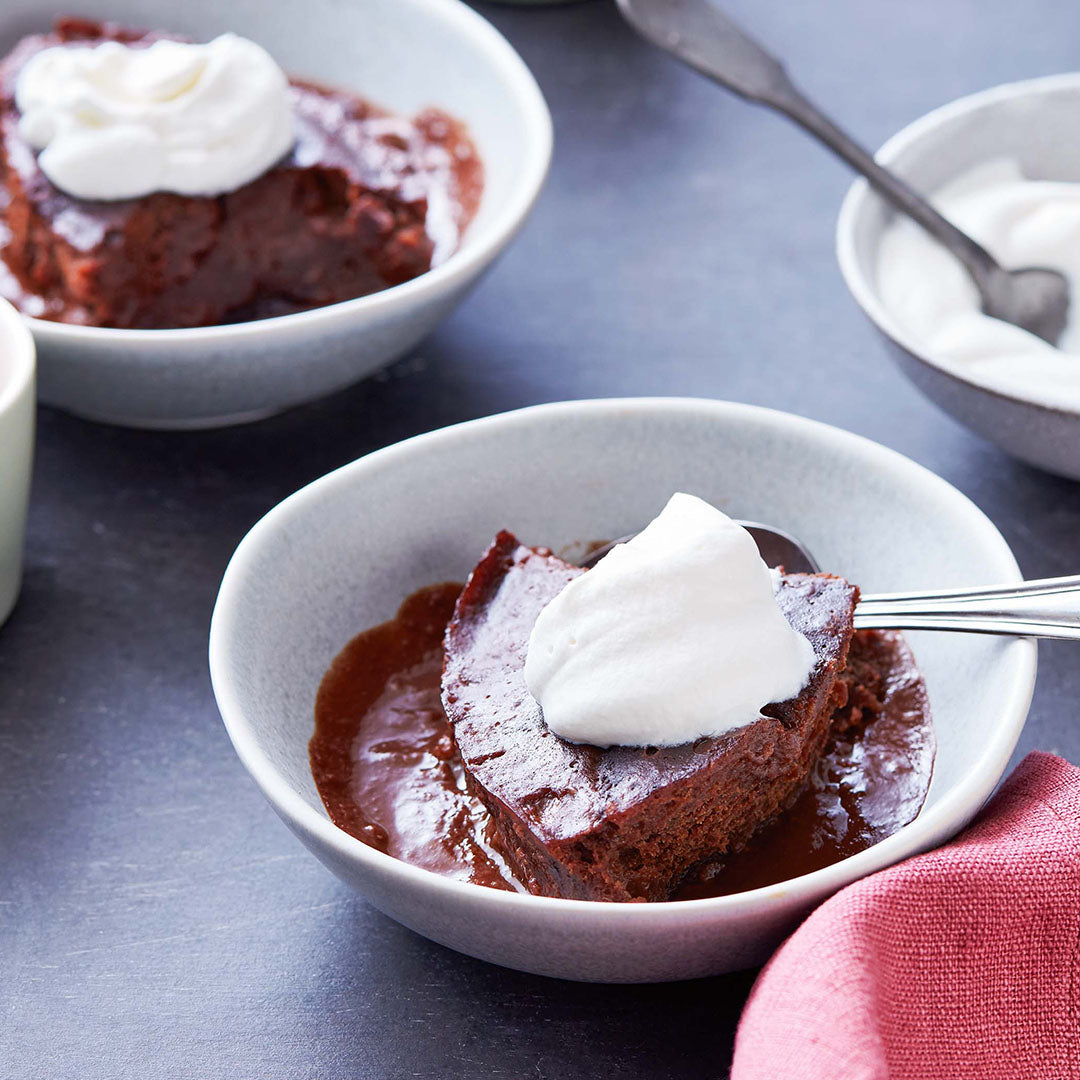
xmin=310 ymin=583 xmax=935 ymax=900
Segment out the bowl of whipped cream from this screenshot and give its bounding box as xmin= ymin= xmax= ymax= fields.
xmin=837 ymin=74 xmax=1080 ymax=480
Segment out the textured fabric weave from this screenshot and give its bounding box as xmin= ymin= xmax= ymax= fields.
xmin=732 ymin=752 xmax=1080 ymax=1080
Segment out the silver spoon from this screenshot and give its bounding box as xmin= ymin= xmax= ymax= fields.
xmin=581 ymin=524 xmax=1080 ymax=640
xmin=616 ymin=0 xmax=1070 ymax=345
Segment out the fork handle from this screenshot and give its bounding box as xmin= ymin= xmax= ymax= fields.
xmin=855 ymin=575 xmax=1080 ymax=640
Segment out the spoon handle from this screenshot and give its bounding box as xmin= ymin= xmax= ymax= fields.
xmin=616 ymin=0 xmax=1006 ymax=297
xmin=856 ymin=575 xmax=1080 ymax=640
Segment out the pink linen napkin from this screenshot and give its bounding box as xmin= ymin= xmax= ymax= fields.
xmin=731 ymin=751 xmax=1080 ymax=1080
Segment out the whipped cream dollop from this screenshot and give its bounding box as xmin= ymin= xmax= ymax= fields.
xmin=523 ymin=493 xmax=816 ymax=748
xmin=877 ymin=158 xmax=1080 ymax=412
xmin=15 ymin=33 xmax=295 ymax=201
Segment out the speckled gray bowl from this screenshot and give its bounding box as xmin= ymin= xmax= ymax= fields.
xmin=837 ymin=74 xmax=1080 ymax=481
xmin=209 ymin=398 xmax=1035 ymax=982
xmin=0 ymin=0 xmax=551 ymax=428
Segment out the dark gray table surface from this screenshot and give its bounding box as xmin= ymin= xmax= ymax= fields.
xmin=4 ymin=2 xmax=1080 ymax=1077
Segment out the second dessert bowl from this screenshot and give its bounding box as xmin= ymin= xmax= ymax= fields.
xmin=0 ymin=0 xmax=551 ymax=428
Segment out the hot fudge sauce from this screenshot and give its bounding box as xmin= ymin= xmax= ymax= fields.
xmin=310 ymin=580 xmax=935 ymax=900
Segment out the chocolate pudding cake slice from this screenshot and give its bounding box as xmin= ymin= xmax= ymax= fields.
xmin=441 ymin=531 xmax=858 ymax=902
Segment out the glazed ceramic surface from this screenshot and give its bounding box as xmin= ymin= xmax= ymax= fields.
xmin=0 ymin=0 xmax=551 ymax=429
xmin=837 ymin=74 xmax=1080 ymax=480
xmin=209 ymin=399 xmax=1035 ymax=982
xmin=0 ymin=296 xmax=34 ymax=625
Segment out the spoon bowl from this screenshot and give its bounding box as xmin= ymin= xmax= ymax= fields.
xmin=984 ymin=266 xmax=1070 ymax=347
xmin=581 ymin=521 xmax=820 ymax=573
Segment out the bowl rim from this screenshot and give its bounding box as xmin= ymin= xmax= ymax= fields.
xmin=12 ymin=0 xmax=553 ymax=350
xmin=835 ymin=71 xmax=1080 ymax=421
xmin=209 ymin=397 xmax=1037 ymax=923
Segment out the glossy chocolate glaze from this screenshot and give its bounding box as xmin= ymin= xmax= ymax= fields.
xmin=311 ymin=581 xmax=935 ymax=900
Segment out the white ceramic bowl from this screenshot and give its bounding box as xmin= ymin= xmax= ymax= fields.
xmin=837 ymin=75 xmax=1080 ymax=480
xmin=209 ymin=398 xmax=1035 ymax=982
xmin=0 ymin=0 xmax=551 ymax=429
xmin=0 ymin=295 xmax=34 ymax=625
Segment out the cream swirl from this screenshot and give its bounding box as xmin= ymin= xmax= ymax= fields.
xmin=876 ymin=159 xmax=1080 ymax=412
xmin=15 ymin=33 xmax=295 ymax=201
xmin=524 ymin=493 xmax=816 ymax=748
